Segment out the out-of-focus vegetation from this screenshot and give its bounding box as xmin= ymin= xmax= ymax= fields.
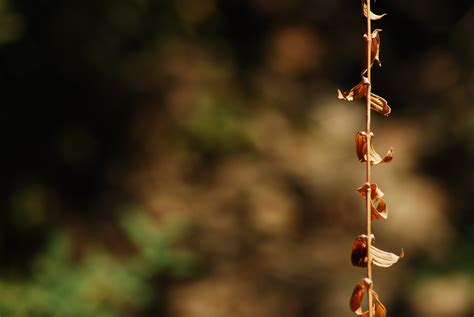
xmin=0 ymin=211 xmax=196 ymax=317
xmin=2 ymin=0 xmax=473 ymax=316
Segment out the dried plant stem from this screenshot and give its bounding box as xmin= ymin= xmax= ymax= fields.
xmin=365 ymin=1 xmax=374 ymax=316
xmin=341 ymin=2 xmax=400 ymax=315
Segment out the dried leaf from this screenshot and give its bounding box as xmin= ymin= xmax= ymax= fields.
xmin=357 ymin=183 xmax=388 ymax=220
xmin=371 ymin=290 xmax=387 ymax=317
xmin=362 ymin=29 xmax=383 ymax=75
xmin=350 ymin=278 xmax=373 ymax=315
xmin=370 ymin=245 xmax=404 ymax=268
xmin=362 ymin=1 xmax=387 ymax=20
xmin=355 ymin=132 xmax=394 ymax=165
xmin=338 ymin=78 xmax=391 ymax=116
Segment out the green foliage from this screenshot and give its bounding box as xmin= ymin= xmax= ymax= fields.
xmin=0 ymin=211 xmax=198 ymax=317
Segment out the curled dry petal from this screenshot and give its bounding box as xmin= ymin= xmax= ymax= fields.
xmin=362 ymin=1 xmax=387 ymax=20
xmin=355 ymin=131 xmax=393 ymax=165
xmin=350 ymin=278 xmax=373 ymax=315
xmin=357 ymin=183 xmax=388 ymax=220
xmin=370 ymin=245 xmax=404 ymax=268
xmin=362 ymin=29 xmax=383 ymax=75
xmin=338 ymin=78 xmax=391 ymax=116
xmin=371 ymin=290 xmax=387 ymax=317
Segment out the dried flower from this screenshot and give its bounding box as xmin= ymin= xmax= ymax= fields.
xmin=355 ymin=132 xmax=393 ymax=165
xmin=337 ymin=77 xmax=370 ymax=101
xmin=362 ymin=29 xmax=383 ymax=75
xmin=357 ymin=183 xmax=388 ymax=220
xmin=338 ymin=78 xmax=391 ymax=116
xmin=350 ymin=278 xmax=388 ymax=317
xmin=351 ymin=235 xmax=404 ymax=268
xmin=350 ymin=278 xmax=373 ymax=315
xmin=351 ymin=235 xmax=369 ymax=267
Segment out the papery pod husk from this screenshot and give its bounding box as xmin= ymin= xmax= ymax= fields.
xmin=362 ymin=0 xmax=387 ymax=20
xmin=355 ymin=132 xmax=393 ymax=165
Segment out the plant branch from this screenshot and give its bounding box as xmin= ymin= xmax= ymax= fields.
xmin=365 ymin=1 xmax=374 ymax=316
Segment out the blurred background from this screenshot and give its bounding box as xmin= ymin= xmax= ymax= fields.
xmin=2 ymin=0 xmax=473 ymax=316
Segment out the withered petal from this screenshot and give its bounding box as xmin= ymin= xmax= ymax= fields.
xmin=362 ymin=1 xmax=387 ymax=20
xmin=370 ymin=245 xmax=404 ymax=268
xmin=350 ymin=278 xmax=373 ymax=315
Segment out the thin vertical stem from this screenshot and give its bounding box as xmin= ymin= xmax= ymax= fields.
xmin=365 ymin=1 xmax=374 ymax=316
